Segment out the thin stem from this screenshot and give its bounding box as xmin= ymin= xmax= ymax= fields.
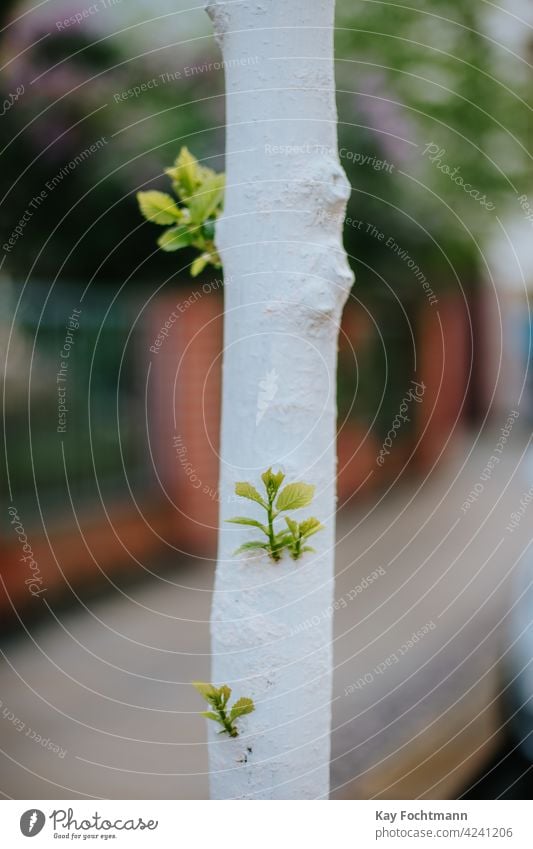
xmin=216 ymin=704 xmax=237 ymax=737
xmin=267 ymin=499 xmax=280 ymax=560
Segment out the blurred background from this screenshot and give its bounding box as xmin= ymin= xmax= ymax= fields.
xmin=1 ymin=0 xmax=533 ymax=799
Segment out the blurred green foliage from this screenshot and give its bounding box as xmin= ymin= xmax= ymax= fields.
xmin=334 ymin=1 xmax=532 ymax=427
xmin=0 ymin=8 xmax=224 ymax=281
xmin=336 ymin=0 xmax=532 ymax=297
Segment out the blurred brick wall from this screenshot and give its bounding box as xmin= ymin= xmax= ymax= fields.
xmin=414 ymin=293 xmax=470 ymax=470
xmin=1 ymin=287 xmax=470 ymax=618
xmin=148 ymin=288 xmax=222 ymax=553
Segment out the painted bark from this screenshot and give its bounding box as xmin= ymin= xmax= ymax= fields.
xmin=206 ymin=0 xmax=353 ymax=799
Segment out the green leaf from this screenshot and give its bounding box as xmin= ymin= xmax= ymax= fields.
xmin=157 ymin=226 xmax=192 ymax=252
xmin=271 ymin=536 xmax=291 ymax=561
xmin=230 ymin=697 xmax=255 ymax=720
xmin=226 ymin=516 xmax=268 ymax=533
xmin=137 ymin=191 xmax=181 ymax=225
xmin=261 ymin=468 xmax=285 ymax=498
xmin=219 ymin=685 xmax=231 ymax=706
xmin=284 ymin=516 xmax=299 ymax=537
xmin=273 ymin=530 xmax=292 ymax=543
xmin=192 ymin=682 xmax=217 ymax=702
xmin=301 ymin=546 xmax=316 ymax=554
xmin=235 ymin=482 xmax=266 ymax=507
xmin=275 ymin=482 xmax=315 ymax=512
xmin=186 ymin=173 xmax=225 ymax=224
xmin=234 ymin=541 xmax=269 ymax=555
xmin=202 ymin=219 xmax=216 ymax=241
xmin=299 ymin=517 xmax=324 ymax=538
xmin=167 ymin=146 xmax=201 ymax=197
xmin=190 ymin=254 xmax=209 ymax=277
xmin=200 ymin=711 xmax=224 ymax=724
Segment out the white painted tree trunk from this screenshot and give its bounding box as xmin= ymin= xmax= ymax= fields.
xmin=206 ymin=0 xmax=353 ymax=799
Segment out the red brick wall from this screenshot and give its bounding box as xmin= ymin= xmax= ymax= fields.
xmin=1 ymin=288 xmax=470 ymax=617
xmin=148 ymin=288 xmax=223 ymax=553
xmin=413 ymin=293 xmax=470 ymax=469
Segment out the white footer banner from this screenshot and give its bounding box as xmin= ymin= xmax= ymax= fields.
xmin=0 ymin=800 xmax=529 ymax=847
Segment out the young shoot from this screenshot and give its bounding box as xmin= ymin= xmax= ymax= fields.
xmin=227 ymin=468 xmax=324 ymax=562
xmin=137 ymin=146 xmax=225 ymax=277
xmin=193 ymin=682 xmax=254 ymax=738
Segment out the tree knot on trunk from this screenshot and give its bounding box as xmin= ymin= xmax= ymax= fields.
xmin=306 ymin=250 xmax=354 ymax=310
xmin=308 ymin=159 xmax=351 ymax=212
